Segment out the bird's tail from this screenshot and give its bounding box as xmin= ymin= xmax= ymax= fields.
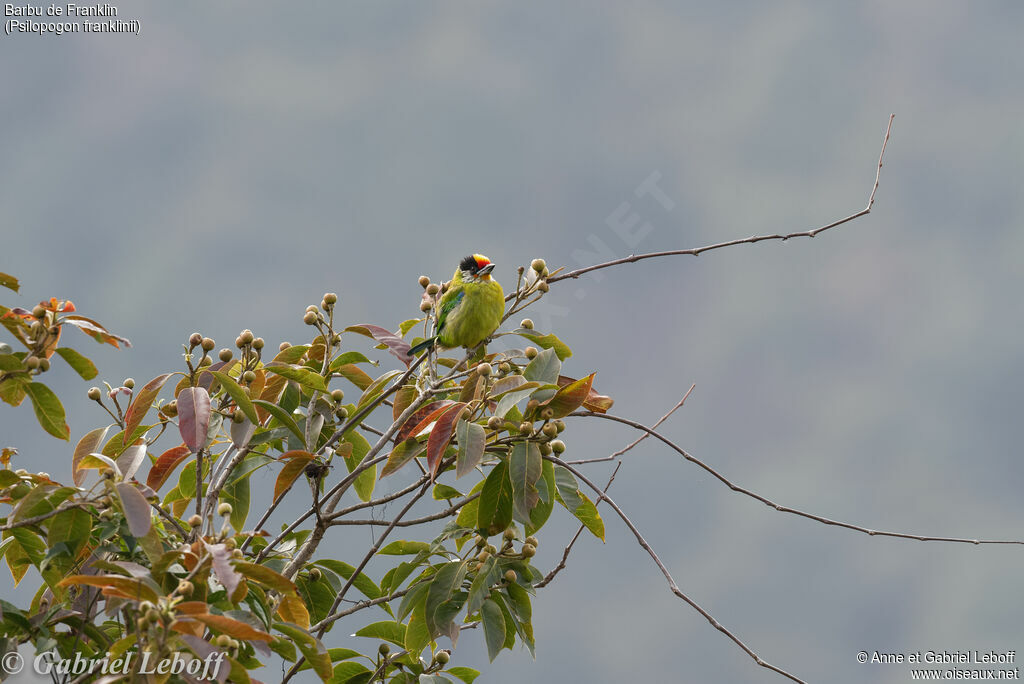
xmin=409 ymin=336 xmax=437 ymax=356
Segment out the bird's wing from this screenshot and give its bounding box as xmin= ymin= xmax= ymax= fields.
xmin=436 ymin=288 xmax=465 ymax=331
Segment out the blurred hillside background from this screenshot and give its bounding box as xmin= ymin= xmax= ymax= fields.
xmin=2 ymin=2 xmax=1023 ymax=683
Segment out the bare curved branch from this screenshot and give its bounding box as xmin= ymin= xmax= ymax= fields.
xmin=547 ymin=455 xmax=807 ymax=684
xmin=548 ymin=114 xmax=894 ymax=285
xmin=573 ymin=410 xmax=1024 ymax=546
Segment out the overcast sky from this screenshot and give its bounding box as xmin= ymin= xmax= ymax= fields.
xmin=3 ymin=3 xmax=1024 ymax=683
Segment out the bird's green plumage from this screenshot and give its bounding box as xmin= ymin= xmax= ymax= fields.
xmin=411 ymin=255 xmax=505 ymax=355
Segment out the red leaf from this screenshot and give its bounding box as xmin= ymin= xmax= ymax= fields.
xmin=395 ymin=400 xmax=455 ymax=442
xmin=177 ymin=387 xmax=211 ymax=453
xmin=427 ymin=402 xmax=466 ymax=478
xmin=123 ymin=373 xmax=173 ymax=445
xmin=344 ymin=324 xmax=413 ymax=367
xmin=146 ymin=444 xmax=192 ymax=490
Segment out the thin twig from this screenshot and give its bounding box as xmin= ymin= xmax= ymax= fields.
xmin=548 ymin=115 xmax=894 ymax=285
xmin=573 ymin=410 xmax=1024 ymax=546
xmin=542 ymin=386 xmax=694 ymax=584
xmin=311 ymin=583 xmax=419 ymax=633
xmin=537 ymin=461 xmax=621 ymax=589
xmin=281 ymin=479 xmax=434 ymax=683
xmin=0 ymin=501 xmax=85 ymax=531
xmin=566 ymin=383 xmax=694 ymax=465
xmin=547 ymin=455 xmax=807 ymax=683
xmin=328 ymin=493 xmax=479 ymax=527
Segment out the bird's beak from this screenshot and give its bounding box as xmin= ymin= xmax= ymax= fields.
xmin=477 ymin=263 xmax=495 ymax=278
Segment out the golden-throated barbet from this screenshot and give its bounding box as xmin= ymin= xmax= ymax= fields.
xmin=411 ymin=254 xmax=504 ymax=355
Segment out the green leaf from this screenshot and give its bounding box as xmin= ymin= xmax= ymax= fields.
xmin=525 ymin=459 xmax=556 ymax=536
xmin=272 ymin=344 xmax=309 ymax=364
xmin=445 ymin=667 xmax=481 ymax=684
xmin=24 ymin=382 xmax=69 ymax=439
xmin=455 ymin=479 xmax=485 ymax=530
xmin=252 ymin=399 xmax=305 ymax=443
xmin=328 ymin=351 xmax=374 ymax=371
xmin=455 ymin=420 xmax=485 ymax=479
xmin=296 ymin=572 xmax=336 ymax=625
xmin=523 ymin=347 xmax=561 ymax=384
xmin=553 ymin=466 xmax=605 ymax=541
xmin=492 ymin=591 xmax=517 ymax=650
xmin=477 ymin=459 xmax=513 ymax=536
xmin=0 ymin=271 xmax=19 ymax=292
xmin=333 ymin=364 xmax=374 ymax=391
xmin=432 ymin=483 xmax=462 ymax=500
xmin=398 ymin=318 xmax=423 ymax=336
xmin=12 ymin=484 xmax=56 ymax=522
xmin=226 ymin=453 xmax=276 ymax=484
xmin=466 ymin=556 xmax=500 ymax=615
xmin=314 ymin=559 xmax=382 ymax=602
xmin=264 ymin=363 xmax=328 ymax=392
xmin=378 ymin=540 xmax=431 ymax=556
xmin=509 ymin=442 xmax=542 ymax=523
xmin=100 ymin=423 xmax=151 ymax=458
xmin=515 ymin=329 xmax=572 ymax=360
xmin=0 ymin=375 xmax=28 ymax=407
xmin=211 ymin=370 xmax=260 ymax=424
xmin=354 ymin=621 xmax=406 ymax=646
xmin=329 ymin=661 xmax=371 ymax=682
xmin=47 ymin=508 xmax=91 ymax=558
xmin=10 ymin=527 xmax=47 ymax=566
xmin=274 ymin=622 xmax=332 ymax=681
xmin=221 ymin=473 xmax=250 ymax=530
xmin=380 ymin=438 xmax=426 ymax=478
xmin=425 ymin=561 xmax=466 ymax=638
xmin=568 ymin=496 xmax=604 ymax=541
xmin=493 ymin=385 xmax=539 ymax=420
xmin=355 ymin=369 xmax=403 ymax=412
xmin=480 ymin=598 xmax=506 ymax=661
xmin=341 ymin=431 xmax=375 ymax=502
xmin=53 ymin=347 xmax=97 ymax=380
xmin=397 ymin=579 xmax=431 ymax=623
xmin=404 ymin=599 xmax=431 ymax=659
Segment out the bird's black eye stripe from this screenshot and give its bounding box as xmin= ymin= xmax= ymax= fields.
xmin=460 ymin=255 xmax=479 ymax=274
